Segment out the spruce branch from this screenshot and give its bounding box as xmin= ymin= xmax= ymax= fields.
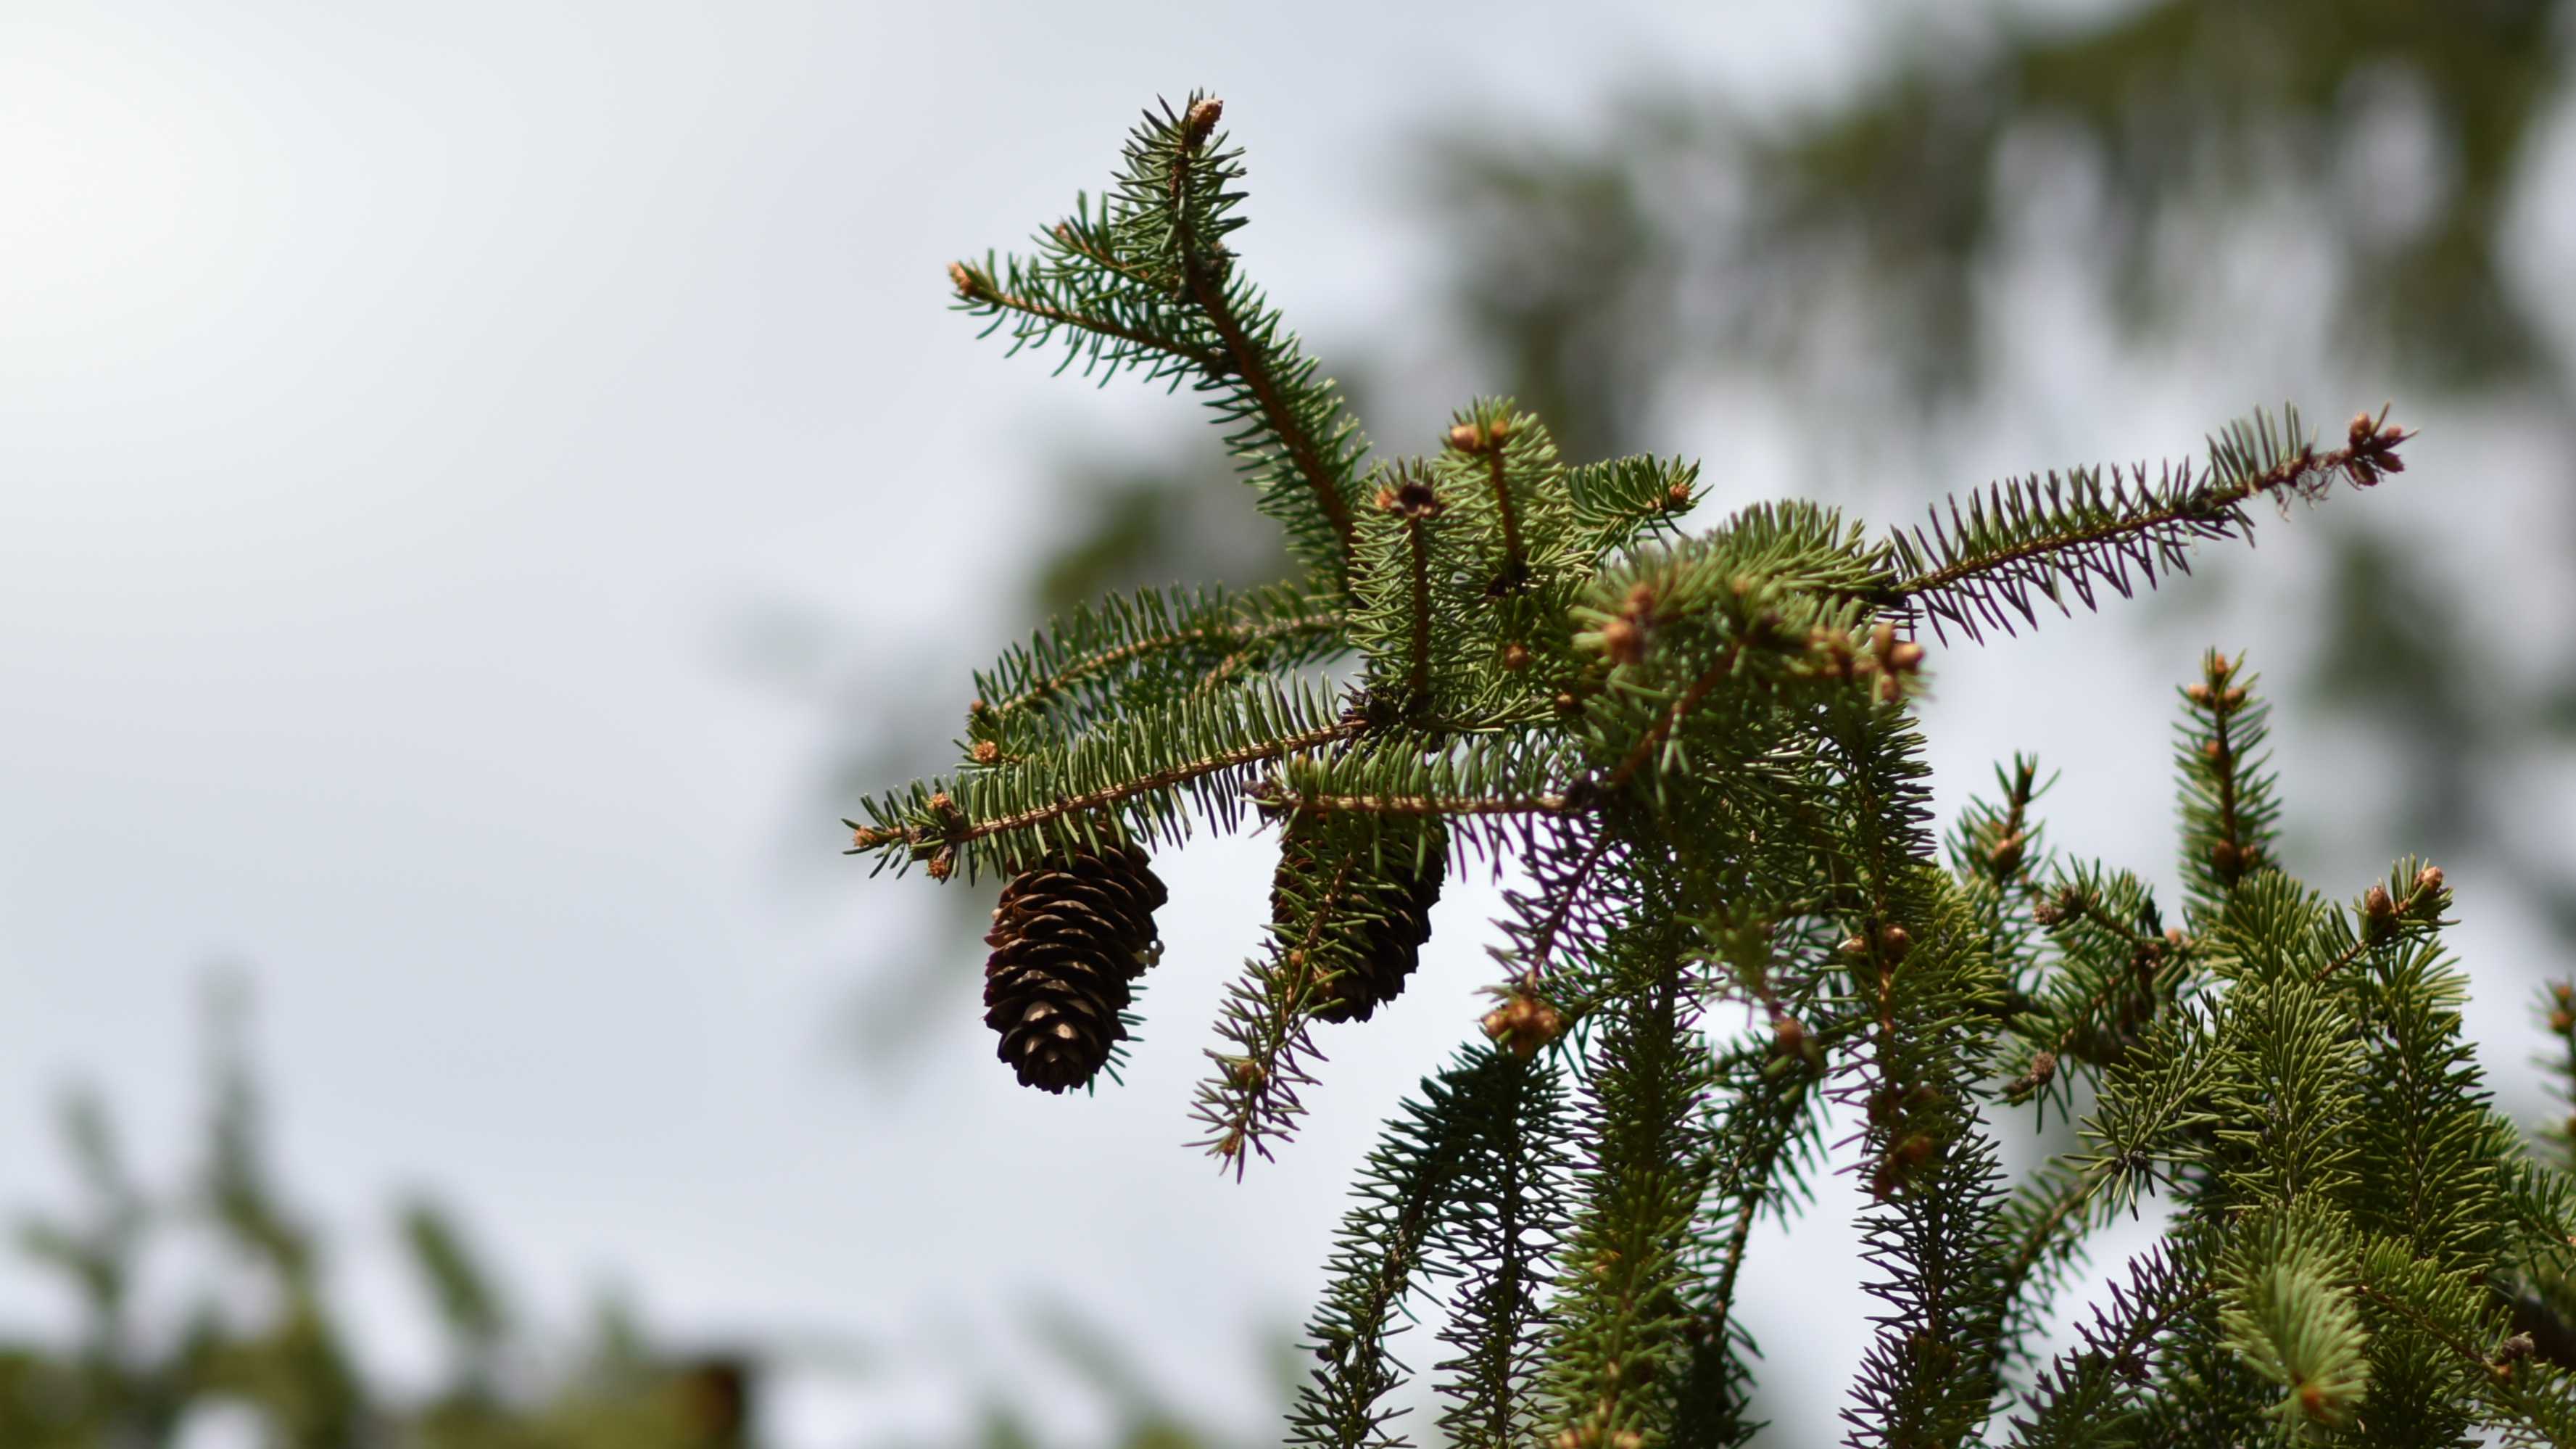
xmin=969 ymin=583 xmax=1343 ymax=730
xmin=2176 ymin=649 xmax=2282 ymax=912
xmin=1291 ymin=1054 xmax=1485 ymax=1449
xmin=850 ymin=681 xmax=1359 ymax=878
xmin=1157 ymin=95 xmax=1367 ymax=579
xmin=1887 ymin=407 xmax=2411 ymax=643
xmin=1541 ymin=963 xmax=1710 ymax=1449
xmin=1432 ymin=1051 xmax=1573 ymax=1449
xmin=2005 ymin=1244 xmax=2209 ymax=1449
xmin=947 ymin=255 xmax=1231 ymax=380
xmin=1193 ymin=851 xmax=1358 ymax=1173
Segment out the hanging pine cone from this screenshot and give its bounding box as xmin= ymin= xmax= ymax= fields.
xmin=1270 ymin=814 xmax=1446 ymax=1023
xmin=982 ymin=842 xmax=1168 ymax=1092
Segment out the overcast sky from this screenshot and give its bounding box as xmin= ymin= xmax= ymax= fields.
xmin=7 ymin=4 xmax=2573 ymax=1447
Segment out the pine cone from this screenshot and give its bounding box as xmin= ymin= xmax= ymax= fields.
xmin=982 ymin=843 xmax=1168 ymax=1092
xmin=1271 ymin=814 xmax=1446 ymax=1023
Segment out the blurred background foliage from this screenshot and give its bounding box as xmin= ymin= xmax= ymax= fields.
xmin=17 ymin=0 xmax=2576 ymax=1442
xmin=1 ymin=978 xmax=1260 ymax=1448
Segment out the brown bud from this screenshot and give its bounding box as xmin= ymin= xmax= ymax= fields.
xmin=1771 ymin=1015 xmax=1807 ymax=1056
xmin=1182 ymin=96 xmax=1225 ymax=148
xmin=2411 ymin=866 xmax=2447 ymax=918
xmin=2166 ymin=927 xmax=2187 ymax=951
xmin=1871 ymin=621 xmax=1899 ymax=659
xmin=1598 ymin=616 xmax=1646 ymax=666
xmin=1988 ymin=830 xmax=2026 ymax=878
xmin=946 ymin=260 xmax=979 ymax=298
xmin=1380 ymin=478 xmax=1444 ymax=518
xmin=2363 ymin=881 xmax=2399 ymax=941
xmin=1664 ymin=480 xmax=1694 ymax=511
xmin=2211 ymin=839 xmax=2242 ymax=877
xmin=850 ymin=824 xmax=897 ymax=851
xmin=1553 ymin=691 xmax=1581 ymax=716
xmin=970 ymin=740 xmax=1001 ymax=765
xmin=1231 ymin=1059 xmax=1265 ymax=1088
xmin=2554 ymin=981 xmax=2572 ymax=1008
xmin=1485 ymin=416 xmax=1512 ymax=443
xmin=1502 ymin=642 xmax=1532 ymax=672
xmin=2203 ymin=738 xmax=2227 ymax=763
xmin=2027 ymin=1051 xmax=2057 ymax=1087
xmin=2350 ymin=411 xmax=2378 ymax=448
xmin=2222 ymin=687 xmax=2247 ymax=709
xmin=927 ymin=790 xmax=957 ymax=818
xmin=1879 ymin=925 xmax=1912 ymax=962
xmin=925 ymin=848 xmax=955 ymax=882
xmin=1446 ymin=421 xmax=1487 ymax=453
xmin=1840 ymin=934 xmax=1871 ymax=958
xmin=1483 ymin=991 xmax=1565 ymax=1060
xmin=2187 ymin=682 xmax=2214 ymax=706
xmin=2554 ymin=1010 xmax=2574 ymax=1036
xmin=1887 ymin=640 xmax=1926 ymax=672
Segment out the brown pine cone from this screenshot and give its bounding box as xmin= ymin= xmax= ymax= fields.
xmin=982 ymin=843 xmax=1167 ymax=1092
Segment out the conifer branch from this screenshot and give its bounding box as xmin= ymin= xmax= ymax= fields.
xmin=1290 ymin=1059 xmax=1482 ymax=1449
xmin=948 ymin=259 xmax=1231 ymax=376
xmin=1195 ymin=854 xmax=1359 ymax=1172
xmin=972 ymin=587 xmax=1342 ymax=724
xmin=1431 ymin=1052 xmax=1571 ymax=1449
xmin=1888 ymin=408 xmax=2411 ymax=643
xmin=950 ymin=715 xmax=1357 ymax=849
xmin=1164 ymin=97 xmax=1362 ymax=573
xmin=2176 ymin=650 xmax=2282 ymax=909
xmin=1264 ymin=789 xmax=1574 ymax=820
xmin=2006 ymin=1244 xmax=2208 ymax=1448
xmin=1541 ymin=965 xmax=1708 ymax=1448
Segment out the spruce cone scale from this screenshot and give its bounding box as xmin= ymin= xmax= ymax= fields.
xmin=982 ymin=843 xmax=1167 ymax=1092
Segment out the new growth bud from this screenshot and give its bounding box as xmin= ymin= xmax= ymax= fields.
xmin=1482 ymin=986 xmax=1565 ymax=1060
xmin=1597 ymin=616 xmax=1645 ymax=666
xmin=2364 ymin=881 xmax=2400 ymax=943
xmin=1182 ymin=96 xmax=1225 ymax=149
xmin=1988 ymin=831 xmax=2026 ymax=878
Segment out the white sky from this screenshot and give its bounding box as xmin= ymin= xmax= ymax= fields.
xmin=4 ymin=4 xmax=2572 ymax=1447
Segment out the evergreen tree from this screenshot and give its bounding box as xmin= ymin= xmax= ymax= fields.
xmin=849 ymin=94 xmax=2576 ymax=1445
